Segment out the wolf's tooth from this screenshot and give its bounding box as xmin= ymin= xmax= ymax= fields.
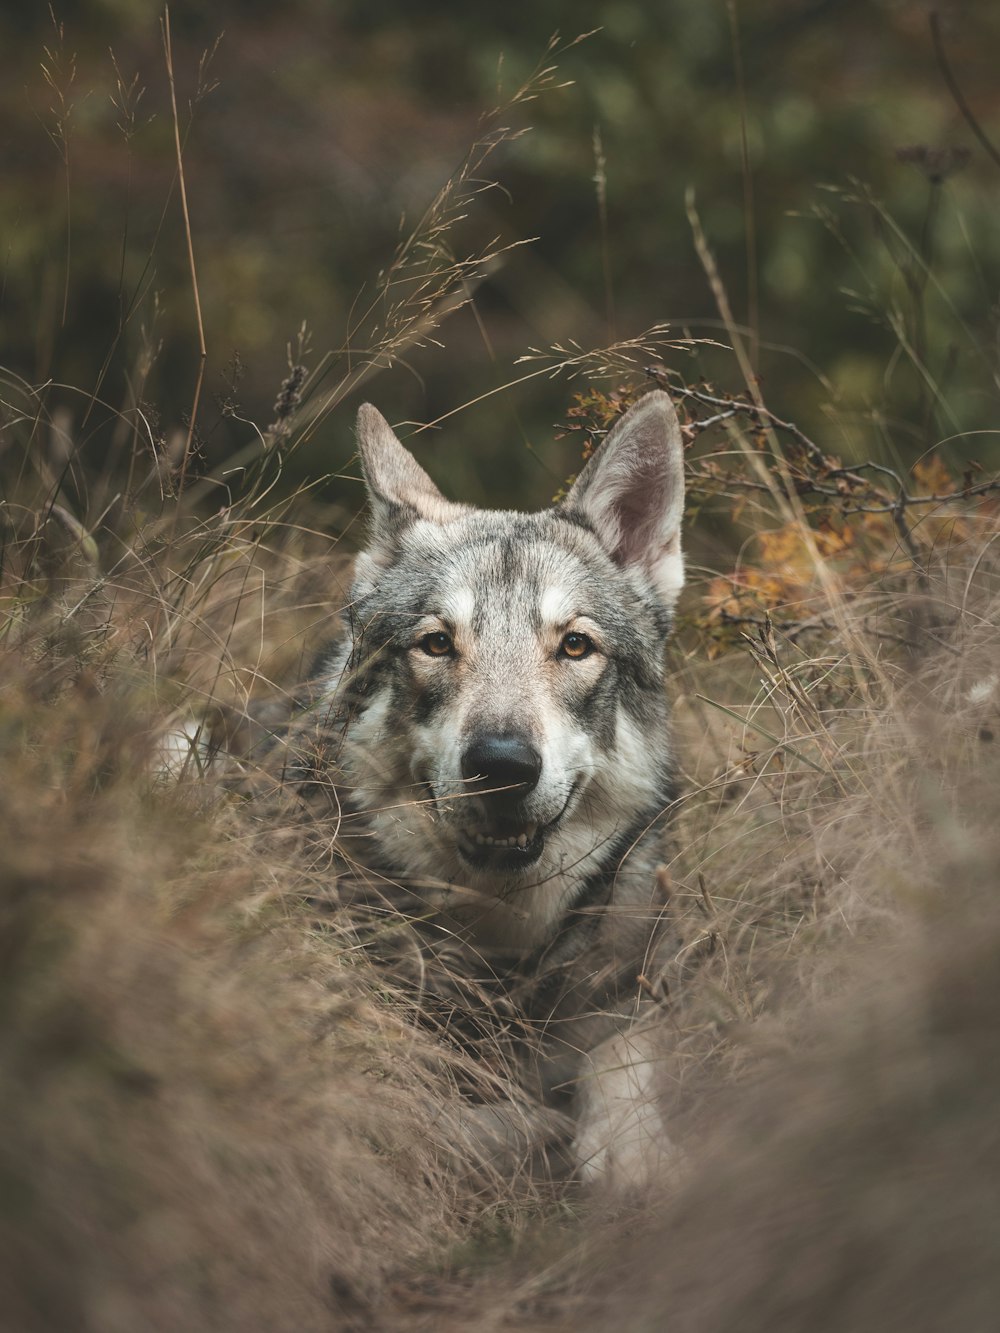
xmin=470 ymin=825 xmax=539 ymax=851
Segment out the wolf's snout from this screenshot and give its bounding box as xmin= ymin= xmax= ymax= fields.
xmin=461 ymin=734 xmax=542 ymax=799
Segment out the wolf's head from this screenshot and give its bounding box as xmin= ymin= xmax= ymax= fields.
xmin=324 ymin=391 xmax=685 ymax=951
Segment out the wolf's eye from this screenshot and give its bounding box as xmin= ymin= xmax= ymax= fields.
xmin=559 ymin=632 xmax=594 ymax=660
xmin=419 ymin=630 xmax=454 ymax=657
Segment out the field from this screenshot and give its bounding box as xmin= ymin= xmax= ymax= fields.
xmin=3 ymin=8 xmax=1000 ymax=1330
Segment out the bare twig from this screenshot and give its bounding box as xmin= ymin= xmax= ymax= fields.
xmin=727 ymin=0 xmax=758 ymax=372
xmin=930 ymin=11 xmax=1000 ymax=175
xmin=649 ymin=373 xmax=1000 ymax=552
xmin=40 ymin=7 xmax=77 ymax=328
xmin=592 ymin=124 xmax=616 ymax=338
xmin=161 ymin=5 xmax=207 ymax=503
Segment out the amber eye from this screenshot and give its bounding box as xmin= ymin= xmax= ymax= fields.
xmin=559 ymin=631 xmax=594 ymax=660
xmin=419 ymin=630 xmax=454 ymax=657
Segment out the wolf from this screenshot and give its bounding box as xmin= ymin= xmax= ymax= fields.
xmin=309 ymin=390 xmax=686 ymax=1190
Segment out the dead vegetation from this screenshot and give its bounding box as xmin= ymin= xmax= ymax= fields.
xmin=3 ymin=357 xmax=1000 ymax=1328
xmin=4 ymin=14 xmax=1000 ymax=1329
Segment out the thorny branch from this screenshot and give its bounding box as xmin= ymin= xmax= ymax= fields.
xmin=643 ymin=372 xmax=1000 ymax=562
xmin=559 ymin=370 xmax=1000 ymax=646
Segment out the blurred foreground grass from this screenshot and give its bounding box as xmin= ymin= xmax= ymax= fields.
xmin=3 ymin=7 xmax=1000 ymax=1329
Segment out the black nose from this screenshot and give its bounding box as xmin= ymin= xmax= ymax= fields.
xmin=461 ymin=734 xmax=542 ymax=799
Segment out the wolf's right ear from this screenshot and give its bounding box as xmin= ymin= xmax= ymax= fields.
xmin=356 ymin=403 xmax=466 ymax=534
xmin=561 ymin=390 xmax=686 ymax=610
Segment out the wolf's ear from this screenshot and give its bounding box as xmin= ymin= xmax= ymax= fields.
xmin=356 ymin=403 xmax=466 ymax=532
xmin=561 ymin=390 xmax=685 ymax=608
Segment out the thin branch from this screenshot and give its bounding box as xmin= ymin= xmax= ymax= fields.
xmin=592 ymin=124 xmax=616 ymax=338
xmin=930 ymin=11 xmax=1000 ymax=175
xmin=727 ymin=0 xmax=758 ymax=371
xmin=162 ymin=5 xmax=206 ymax=502
xmin=660 ymin=375 xmax=1000 ymax=512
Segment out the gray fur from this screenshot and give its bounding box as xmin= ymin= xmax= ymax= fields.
xmin=313 ymin=391 xmax=686 ymax=1189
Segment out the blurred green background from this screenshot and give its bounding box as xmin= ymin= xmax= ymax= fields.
xmin=2 ymin=0 xmax=999 ymax=513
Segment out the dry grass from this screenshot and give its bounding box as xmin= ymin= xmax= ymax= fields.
xmin=393 ymin=527 xmax=1000 ymax=1332
xmin=0 ymin=435 xmax=543 ymax=1330
xmin=4 ymin=22 xmax=1000 ymax=1325
xmin=0 ymin=645 xmax=533 ymax=1333
xmin=3 ymin=381 xmax=999 ymax=1328
xmin=563 ymin=596 xmax=1000 ymax=1333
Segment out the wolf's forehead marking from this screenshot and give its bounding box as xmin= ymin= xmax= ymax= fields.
xmin=430 ymin=581 xmax=586 ymax=654
xmin=439 ymin=584 xmax=476 ymax=626
xmin=539 ymin=582 xmax=577 ymax=626
xmin=425 ymin=532 xmax=601 ymax=631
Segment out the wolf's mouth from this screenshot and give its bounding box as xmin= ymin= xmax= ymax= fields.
xmin=468 ymin=822 xmax=538 ymax=850
xmin=455 ymin=783 xmax=579 ymax=872
xmin=458 ymin=815 xmax=544 ymax=869
xmin=457 ymin=822 xmax=545 ymax=869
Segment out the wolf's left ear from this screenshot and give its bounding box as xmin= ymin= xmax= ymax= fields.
xmin=562 ymin=390 xmax=686 ymax=608
xmin=356 ymin=403 xmax=466 ymax=531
